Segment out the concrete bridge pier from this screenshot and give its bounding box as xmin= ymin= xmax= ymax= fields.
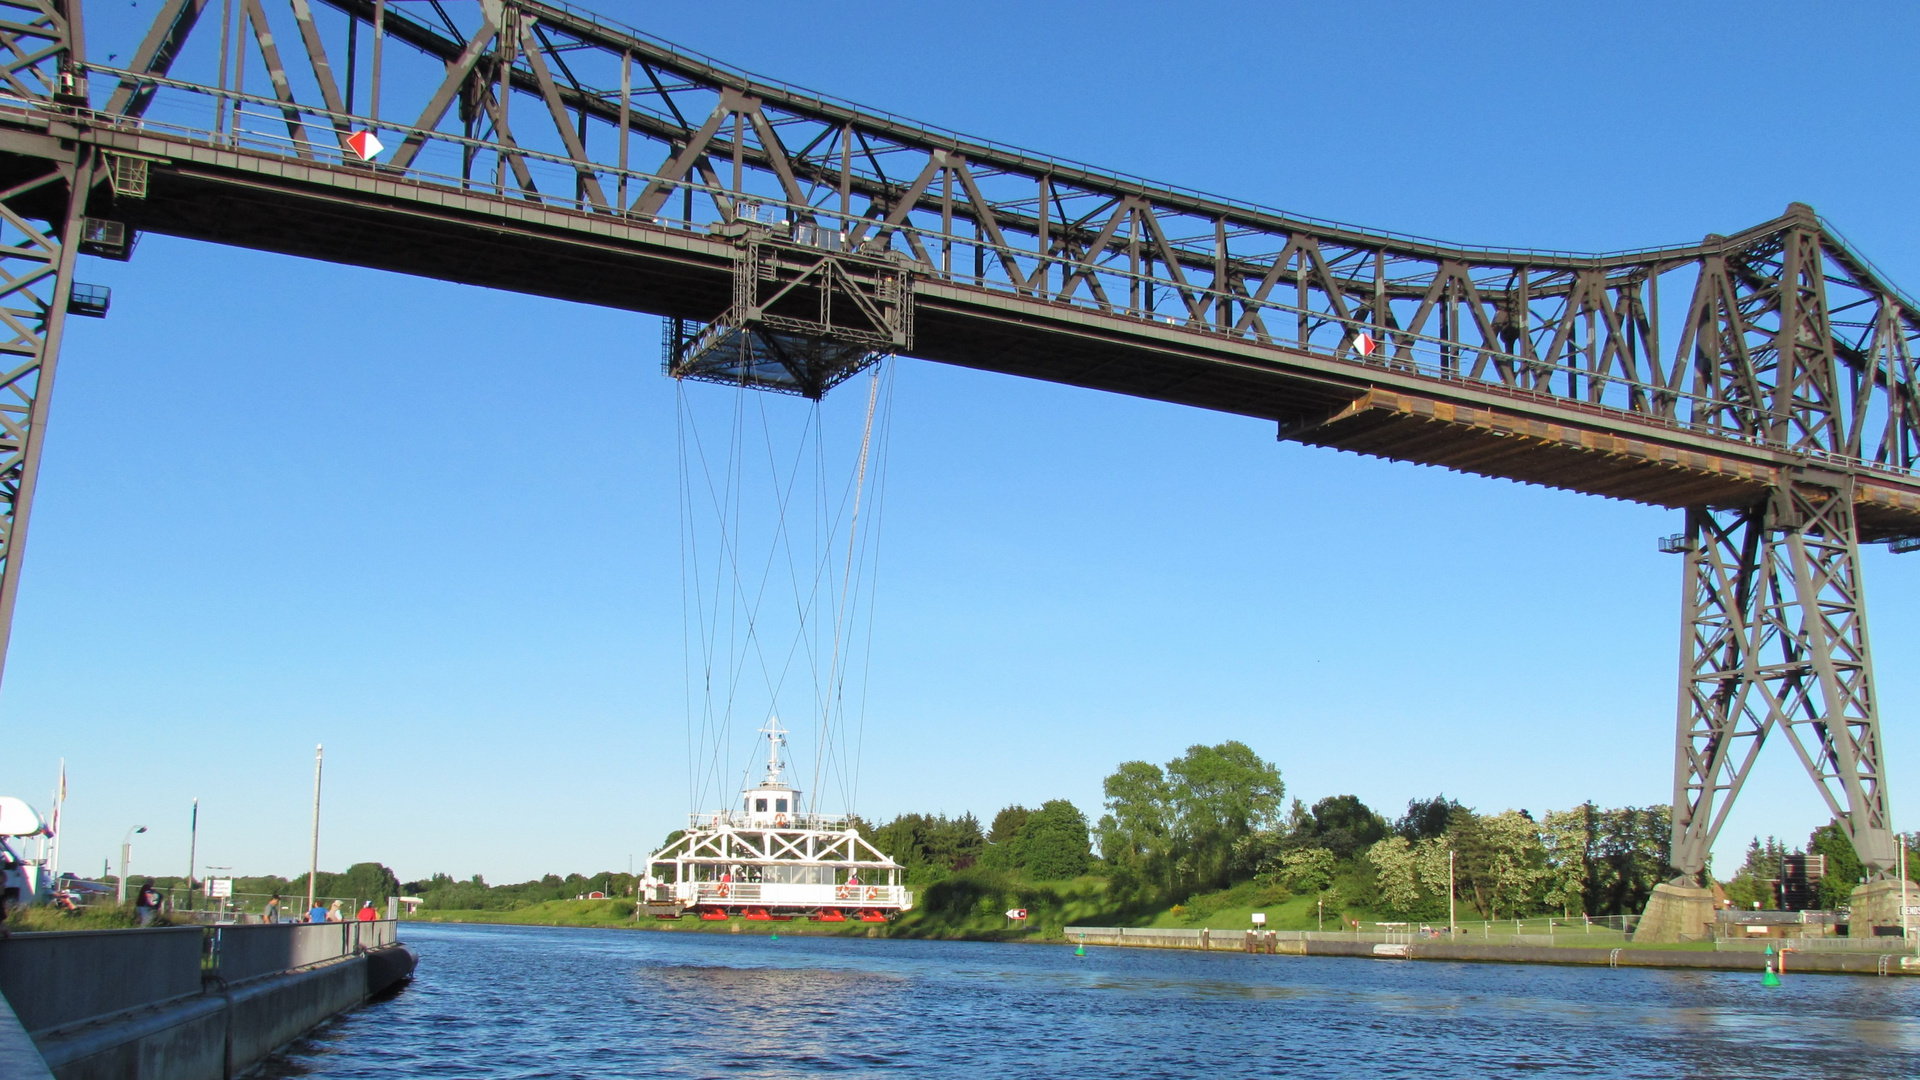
xmin=1848 ymin=880 xmax=1913 ymax=939
xmin=1632 ymin=882 xmax=1716 ymax=944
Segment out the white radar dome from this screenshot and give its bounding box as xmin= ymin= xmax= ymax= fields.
xmin=0 ymin=795 xmax=47 ymax=837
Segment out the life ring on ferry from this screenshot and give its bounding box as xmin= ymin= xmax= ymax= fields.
xmin=773 ymin=813 xmax=789 ymax=827
xmin=865 ymin=886 xmax=881 ymax=902
xmin=836 ymin=884 xmax=854 ymax=900
xmin=716 ymin=882 xmax=730 ymax=899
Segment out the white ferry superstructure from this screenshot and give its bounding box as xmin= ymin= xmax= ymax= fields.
xmin=644 ymin=719 xmax=911 ymax=922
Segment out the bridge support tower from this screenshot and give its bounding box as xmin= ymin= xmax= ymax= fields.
xmin=1642 ymin=473 xmax=1899 ymax=941
xmin=0 ymin=0 xmax=107 ymax=690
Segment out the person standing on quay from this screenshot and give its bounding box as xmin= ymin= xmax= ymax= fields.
xmin=265 ymin=894 xmax=282 ymax=924
xmin=327 ymin=899 xmax=344 ymax=922
xmin=308 ymin=899 xmax=327 ymax=924
xmin=134 ymin=879 xmax=161 ymax=926
xmin=356 ymin=901 xmax=376 ymax=922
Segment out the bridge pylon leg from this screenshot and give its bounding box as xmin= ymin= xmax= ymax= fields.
xmin=1648 ymin=474 xmax=1897 ymax=939
xmin=0 ymin=0 xmax=101 ymax=694
xmin=0 ymin=142 xmax=100 ymax=690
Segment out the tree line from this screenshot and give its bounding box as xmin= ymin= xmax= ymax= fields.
xmin=1720 ymin=824 xmax=1920 ymax=911
xmin=1094 ymin=741 xmax=1677 ymax=919
xmin=287 ymin=743 xmax=1918 ymax=921
xmin=863 ymin=800 xmax=1093 ymax=883
xmin=852 ymin=741 xmax=1680 ymax=921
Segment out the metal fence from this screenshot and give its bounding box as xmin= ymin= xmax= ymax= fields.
xmin=207 ymin=920 xmax=398 ymax=982
xmin=1714 ymin=936 xmax=1916 ymax=953
xmin=57 ymin=888 xmax=381 ymax=923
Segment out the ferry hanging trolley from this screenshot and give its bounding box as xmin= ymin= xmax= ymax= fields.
xmin=644 ymin=720 xmax=911 ymax=924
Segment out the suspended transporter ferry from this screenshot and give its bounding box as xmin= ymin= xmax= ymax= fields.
xmin=644 ymin=721 xmax=911 ymax=923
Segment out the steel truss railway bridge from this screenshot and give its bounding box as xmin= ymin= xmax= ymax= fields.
xmin=0 ymin=0 xmax=1914 ymax=929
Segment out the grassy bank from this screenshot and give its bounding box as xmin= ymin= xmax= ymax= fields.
xmin=406 ymin=873 xmax=1343 ymax=941
xmin=413 ymin=898 xmax=873 ymax=935
xmin=404 ymin=875 xmax=1695 ymax=951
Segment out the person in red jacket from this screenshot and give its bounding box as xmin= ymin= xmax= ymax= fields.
xmin=355 ymin=900 xmax=377 ymax=922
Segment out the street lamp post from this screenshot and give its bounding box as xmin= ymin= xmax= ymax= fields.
xmin=118 ymin=825 xmax=147 ymax=905
xmin=185 ymin=799 xmax=198 ymax=910
xmin=307 ymin=744 xmax=323 ymax=914
xmin=1449 ymin=850 xmax=1457 ymax=939
xmin=1900 ymin=834 xmax=1910 ymax=947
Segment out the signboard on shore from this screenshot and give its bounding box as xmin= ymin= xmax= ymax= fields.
xmin=207 ymin=878 xmax=232 ymax=899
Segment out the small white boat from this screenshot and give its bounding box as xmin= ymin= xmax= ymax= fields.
xmin=644 ymin=719 xmax=911 ymax=923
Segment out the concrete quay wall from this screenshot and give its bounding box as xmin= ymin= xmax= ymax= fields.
xmin=1065 ymin=926 xmax=1920 ymax=976
xmin=0 ymin=923 xmax=415 ymax=1080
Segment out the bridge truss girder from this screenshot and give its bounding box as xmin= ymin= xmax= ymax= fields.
xmin=87 ymin=0 xmax=1920 ymax=489
xmin=1670 ymin=475 xmax=1894 ymax=880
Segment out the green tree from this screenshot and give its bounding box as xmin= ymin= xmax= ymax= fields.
xmin=1444 ymin=806 xmax=1498 ymax=918
xmin=338 ymin=862 xmax=401 ymax=908
xmin=1809 ymin=821 xmax=1865 ymax=910
xmin=978 ymin=805 xmax=1032 ymax=871
xmin=1297 ymin=795 xmax=1387 ymax=860
xmin=1539 ymin=807 xmax=1592 ymax=917
xmin=1583 ymin=805 xmax=1671 ymax=916
xmin=1481 ymin=810 xmax=1545 ymax=919
xmin=1723 ymin=836 xmax=1789 ymax=911
xmin=987 ymin=806 xmax=1030 ymax=846
xmin=1096 ymin=760 xmax=1174 ymax=897
xmin=1412 ymin=836 xmax=1454 ymax=910
xmin=1012 ymin=800 xmax=1091 ymax=880
xmin=1395 ymin=796 xmax=1462 ymax=842
xmin=1277 ymin=847 xmax=1335 ymax=894
xmin=1367 ymin=837 xmax=1422 ymax=915
xmin=873 ymin=812 xmax=985 ymax=879
xmin=1166 ymin=741 xmax=1285 ymax=892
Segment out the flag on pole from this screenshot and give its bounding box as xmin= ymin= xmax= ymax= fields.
xmin=1352 ymin=330 xmax=1376 ymax=358
xmin=345 ymin=130 xmax=385 ymax=161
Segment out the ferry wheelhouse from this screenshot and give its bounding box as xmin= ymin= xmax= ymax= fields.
xmin=645 ymin=721 xmax=911 ymax=923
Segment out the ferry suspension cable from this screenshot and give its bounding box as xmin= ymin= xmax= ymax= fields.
xmin=652 ymin=358 xmax=908 ymax=924
xmin=674 ymin=360 xmax=895 ymax=826
xmin=812 ymin=364 xmax=889 ymax=814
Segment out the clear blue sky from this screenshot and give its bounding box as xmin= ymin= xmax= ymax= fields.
xmin=6 ymin=0 xmax=1918 ymax=886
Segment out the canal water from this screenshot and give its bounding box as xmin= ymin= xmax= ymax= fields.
xmin=262 ymin=923 xmax=1920 ymax=1077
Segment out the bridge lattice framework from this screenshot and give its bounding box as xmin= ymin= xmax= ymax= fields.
xmin=0 ymin=0 xmax=1916 ymax=881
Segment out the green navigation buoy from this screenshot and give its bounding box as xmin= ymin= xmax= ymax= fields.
xmin=770 ymin=933 xmax=779 ymax=942
xmin=1074 ymin=942 xmax=1086 ymax=956
xmin=1762 ymin=945 xmax=1781 ymax=987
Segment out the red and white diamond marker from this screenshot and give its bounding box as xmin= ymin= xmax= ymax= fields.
xmin=1352 ymin=330 xmax=1376 ymax=357
xmin=345 ymin=130 xmax=384 ymax=161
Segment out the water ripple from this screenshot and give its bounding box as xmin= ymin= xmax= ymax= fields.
xmin=257 ymin=923 xmax=1920 ymax=1078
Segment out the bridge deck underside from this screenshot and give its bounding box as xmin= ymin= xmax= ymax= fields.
xmin=30 ymin=121 xmax=1920 ymax=539
xmin=1277 ymin=393 xmax=1920 ymax=540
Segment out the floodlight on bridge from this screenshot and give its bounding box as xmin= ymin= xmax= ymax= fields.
xmin=1891 ymin=536 xmax=1920 ymax=555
